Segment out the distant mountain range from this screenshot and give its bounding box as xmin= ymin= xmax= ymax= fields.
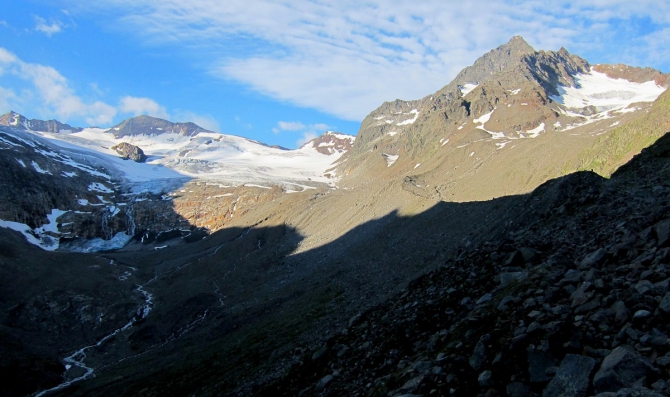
xmin=0 ymin=111 xmax=354 ymax=251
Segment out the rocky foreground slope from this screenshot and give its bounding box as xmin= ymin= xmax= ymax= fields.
xmin=253 ymin=133 xmax=670 ymax=397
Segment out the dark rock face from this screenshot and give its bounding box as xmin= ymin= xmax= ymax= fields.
xmin=111 ymin=142 xmax=147 ymax=163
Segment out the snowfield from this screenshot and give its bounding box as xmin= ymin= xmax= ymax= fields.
xmin=32 ymin=129 xmax=355 ymax=188
xmin=550 ymin=69 xmax=665 ymax=113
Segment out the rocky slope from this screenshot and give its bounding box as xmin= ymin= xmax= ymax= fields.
xmin=336 ymin=36 xmax=668 ymax=203
xmin=254 ymin=132 xmax=670 ymax=396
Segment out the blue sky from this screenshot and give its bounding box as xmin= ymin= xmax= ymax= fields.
xmin=0 ymin=1 xmax=668 ymax=148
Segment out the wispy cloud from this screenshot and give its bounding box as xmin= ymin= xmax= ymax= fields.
xmin=173 ymin=109 xmax=221 ymax=132
xmin=119 ymin=96 xmax=169 ymax=119
xmin=47 ymin=1 xmax=670 ymax=119
xmin=276 ymin=121 xmax=305 ymax=131
xmin=34 ymin=16 xmax=63 ymax=36
xmin=0 ymin=49 xmax=118 ymax=125
xmin=0 ymin=46 xmax=202 ymax=127
xmin=270 ymin=120 xmax=330 ymax=147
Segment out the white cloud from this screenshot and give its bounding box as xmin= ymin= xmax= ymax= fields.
xmin=313 ymin=123 xmax=330 ymax=131
xmin=0 ymin=46 xmax=117 ymax=125
xmin=34 ymin=16 xmax=63 ymax=37
xmin=16 ymin=60 xmax=118 ymax=124
xmin=0 ymin=48 xmax=17 ymax=64
xmin=86 ymin=101 xmax=117 ymax=126
xmin=271 ymin=120 xmax=330 ymax=147
xmin=0 ymin=86 xmax=18 ymax=112
xmin=172 ymin=109 xmax=221 ymax=132
xmin=61 ymin=1 xmax=670 ymax=119
xmin=119 ymin=96 xmax=169 ymax=119
xmin=297 ymin=132 xmax=317 ymax=148
xmin=277 ymin=121 xmax=305 ymax=131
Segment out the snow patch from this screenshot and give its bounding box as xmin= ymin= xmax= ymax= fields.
xmin=523 ymin=122 xmax=545 ymax=138
xmin=460 ymin=83 xmax=479 ymax=96
xmin=31 ymin=161 xmax=51 ymax=174
xmin=396 ymin=109 xmax=419 ymax=126
xmin=474 ymin=109 xmax=494 ymax=125
xmin=383 ymin=153 xmax=399 ymax=167
xmin=244 ymin=184 xmax=272 ymax=189
xmin=88 ymin=182 xmax=113 ymax=193
xmin=474 ymin=109 xmax=506 ymax=139
xmin=550 ymin=70 xmax=665 ymax=113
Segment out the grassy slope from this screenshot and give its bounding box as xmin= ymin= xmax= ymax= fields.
xmin=578 ymin=89 xmax=670 ymax=176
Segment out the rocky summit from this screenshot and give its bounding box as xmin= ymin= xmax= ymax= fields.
xmin=1 ymin=36 xmax=670 ymax=397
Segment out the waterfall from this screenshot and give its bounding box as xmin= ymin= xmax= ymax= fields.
xmin=125 ymin=203 xmax=136 ymax=236
xmin=101 ymin=208 xmax=114 ymax=240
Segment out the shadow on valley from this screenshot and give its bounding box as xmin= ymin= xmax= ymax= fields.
xmin=4 ymin=131 xmax=670 ymax=396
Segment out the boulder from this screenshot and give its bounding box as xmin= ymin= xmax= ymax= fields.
xmin=579 ymin=248 xmax=607 ymax=269
xmin=111 ymin=142 xmax=147 ymax=163
xmin=543 ymin=354 xmax=596 ymax=397
xmin=658 ymin=292 xmax=670 ymax=315
xmin=593 ymin=347 xmax=656 ymax=394
xmin=653 ymin=219 xmax=670 ymax=247
xmin=594 ymin=388 xmax=666 ymax=397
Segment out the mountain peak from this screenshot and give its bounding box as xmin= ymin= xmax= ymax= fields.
xmin=107 ymin=115 xmax=211 ymax=138
xmin=450 ymin=36 xmax=536 ymax=88
xmin=301 ymin=131 xmax=355 ymax=155
xmin=0 ymin=111 xmax=82 ymax=133
xmin=505 ymin=35 xmax=533 ymax=51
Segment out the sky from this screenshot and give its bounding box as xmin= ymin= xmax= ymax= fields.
xmin=0 ymin=1 xmax=668 ymax=149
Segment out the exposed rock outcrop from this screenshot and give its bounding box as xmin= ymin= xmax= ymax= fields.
xmin=107 ymin=114 xmax=211 ymax=138
xmin=111 ymin=142 xmax=147 ymax=162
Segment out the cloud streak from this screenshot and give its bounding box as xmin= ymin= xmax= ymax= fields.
xmin=34 ymin=16 xmax=63 ymax=36
xmin=42 ymin=1 xmax=670 ymax=120
xmin=119 ymin=96 xmax=169 ymax=119
xmin=270 ymin=120 xmax=331 ymax=147
xmin=0 ymin=49 xmax=118 ymax=125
